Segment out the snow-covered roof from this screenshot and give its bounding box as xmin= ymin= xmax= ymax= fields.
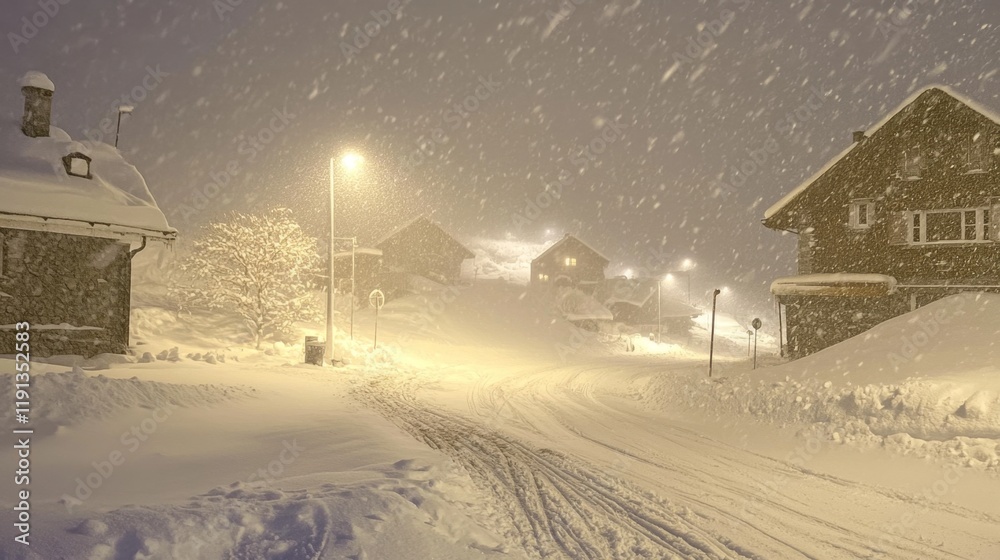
xmin=764 ymin=85 xmax=1000 ymax=222
xmin=771 ymin=274 xmax=897 ymax=297
xmin=556 ymin=287 xmax=614 ymax=322
xmin=333 ymin=247 xmax=382 ymax=258
xmin=533 ymin=234 xmax=610 ymax=264
xmin=375 ymin=214 xmax=474 ymax=258
xmin=0 ymin=119 xmax=175 ymax=239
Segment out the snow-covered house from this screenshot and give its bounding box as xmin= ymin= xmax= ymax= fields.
xmin=0 ymin=72 xmax=175 ymax=357
xmin=332 ymin=246 xmax=383 ymax=306
xmin=376 ymin=215 xmax=474 ymax=288
xmin=764 ymin=85 xmax=1000 ymax=358
xmin=599 ymin=277 xmax=700 ymax=335
xmin=530 ymin=234 xmax=609 ymax=291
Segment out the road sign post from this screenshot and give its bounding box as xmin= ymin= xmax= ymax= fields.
xmin=369 ymin=289 xmax=385 ymax=351
xmin=751 ymin=318 xmax=762 ymax=370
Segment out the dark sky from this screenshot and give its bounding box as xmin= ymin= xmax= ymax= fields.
xmin=3 ymin=0 xmax=999 ymax=315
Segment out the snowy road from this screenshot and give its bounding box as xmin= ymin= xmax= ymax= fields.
xmin=354 ymin=354 xmax=1000 ymax=559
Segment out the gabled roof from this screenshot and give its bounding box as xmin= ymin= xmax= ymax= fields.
xmin=0 ymin=119 xmax=175 ymax=240
xmin=376 ymin=215 xmax=474 ymax=259
xmin=763 ymin=85 xmax=1000 ymax=225
xmin=532 ymin=234 xmax=610 ymax=264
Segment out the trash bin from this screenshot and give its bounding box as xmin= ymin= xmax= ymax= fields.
xmin=304 ymin=336 xmax=325 ymax=366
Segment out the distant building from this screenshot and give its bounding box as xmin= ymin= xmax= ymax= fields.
xmin=376 ymin=215 xmax=474 ymax=287
xmin=0 ymin=72 xmax=175 ymax=357
xmin=764 ymin=85 xmax=1000 ymax=358
xmin=530 ymin=234 xmax=609 ymax=291
xmin=333 ymin=247 xmax=383 ymax=306
xmin=599 ymin=277 xmax=700 ymax=336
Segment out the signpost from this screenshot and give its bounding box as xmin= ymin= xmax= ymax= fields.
xmin=751 ymin=318 xmax=762 ymax=370
xmin=369 ymin=289 xmax=385 ymax=351
xmin=747 ymin=329 xmax=752 ymax=357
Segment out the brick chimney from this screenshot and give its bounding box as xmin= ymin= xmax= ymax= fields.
xmin=853 ymin=130 xmax=866 ymax=144
xmin=19 ymin=71 xmax=55 ymax=138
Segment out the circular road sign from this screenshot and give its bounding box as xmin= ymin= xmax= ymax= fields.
xmin=369 ymin=289 xmax=385 ymax=310
xmin=751 ymin=318 xmax=762 ymax=330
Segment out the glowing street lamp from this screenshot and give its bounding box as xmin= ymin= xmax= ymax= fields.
xmin=326 ymin=151 xmax=365 ymax=364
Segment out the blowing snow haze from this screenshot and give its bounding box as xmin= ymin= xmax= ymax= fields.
xmin=3 ymin=0 xmax=999 ymax=310
xmin=3 ymin=2 xmax=1000 ymax=559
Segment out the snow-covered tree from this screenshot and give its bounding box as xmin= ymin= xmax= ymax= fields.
xmin=171 ymin=208 xmax=320 ymax=349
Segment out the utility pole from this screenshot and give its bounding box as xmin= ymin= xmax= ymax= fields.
xmin=708 ymin=288 xmax=721 ymax=378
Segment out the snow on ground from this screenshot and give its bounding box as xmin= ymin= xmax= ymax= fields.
xmin=640 ymin=292 xmax=1000 ymax=473
xmin=465 ymin=236 xmax=548 ymax=284
xmin=2 ymin=273 xmax=1000 ymax=559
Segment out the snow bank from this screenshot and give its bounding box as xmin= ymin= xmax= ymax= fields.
xmin=466 ymin=236 xmax=548 ymax=284
xmin=642 ymin=293 xmax=1000 ymax=473
xmin=0 ymin=369 xmax=256 ymax=435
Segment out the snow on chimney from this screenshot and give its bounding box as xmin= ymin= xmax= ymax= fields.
xmin=853 ymin=130 xmax=866 ymax=144
xmin=19 ymin=71 xmax=55 ymax=138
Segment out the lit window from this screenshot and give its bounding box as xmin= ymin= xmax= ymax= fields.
xmin=849 ymin=200 xmax=873 ymax=229
xmin=538 ymin=273 xmax=549 ymax=282
xmin=62 ymin=152 xmax=92 ymax=179
xmin=909 ymin=208 xmax=990 ymax=244
xmin=563 ymin=257 xmax=577 ymax=267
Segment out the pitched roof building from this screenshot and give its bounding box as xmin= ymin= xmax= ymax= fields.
xmin=0 ymin=72 xmax=174 ymax=357
xmin=764 ymin=85 xmax=1000 ymax=357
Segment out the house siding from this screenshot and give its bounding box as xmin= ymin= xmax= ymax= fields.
xmin=768 ymin=88 xmax=1000 ymax=358
xmin=531 ymin=237 xmax=607 ymax=290
xmin=0 ymin=228 xmax=132 ymax=357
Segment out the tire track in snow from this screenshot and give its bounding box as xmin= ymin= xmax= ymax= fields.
xmin=467 ymin=360 xmax=994 ymax=560
xmin=354 ymin=373 xmax=764 ymax=560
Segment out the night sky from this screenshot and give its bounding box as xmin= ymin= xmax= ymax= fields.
xmin=3 ymin=0 xmax=999 ymax=315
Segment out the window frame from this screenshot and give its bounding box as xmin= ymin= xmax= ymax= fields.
xmin=964 ymin=132 xmax=990 ymax=173
xmin=899 ymin=146 xmax=925 ymax=180
xmin=907 ymin=208 xmax=991 ymax=245
xmin=849 ymin=199 xmax=874 ymax=230
xmin=563 ymin=257 xmax=577 ymax=267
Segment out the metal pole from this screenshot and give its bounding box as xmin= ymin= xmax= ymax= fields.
xmin=687 ymin=272 xmax=691 ymax=306
xmin=326 ymin=158 xmax=336 ymax=365
xmin=747 ymin=330 xmax=752 ymax=356
xmin=753 ymin=329 xmax=758 ymax=370
xmin=114 ymin=111 xmax=123 ymax=148
xmin=373 ymin=305 xmax=379 ymax=351
xmin=657 ymin=280 xmax=662 ymax=343
xmin=708 ymin=289 xmax=721 ymax=378
xmin=350 ymin=238 xmax=356 ymax=341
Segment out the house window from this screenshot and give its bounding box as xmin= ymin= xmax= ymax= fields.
xmin=849 ymin=200 xmax=873 ymax=229
xmin=965 ymin=133 xmax=989 ymax=173
xmin=563 ymin=257 xmax=577 ymax=267
xmin=909 ymin=208 xmax=990 ymax=244
xmin=899 ymin=147 xmax=924 ymax=179
xmin=538 ymin=273 xmax=549 ymax=282
xmin=62 ymin=152 xmax=92 ymax=179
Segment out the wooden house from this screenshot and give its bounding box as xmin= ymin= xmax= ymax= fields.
xmin=376 ymin=215 xmax=474 ymax=287
xmin=763 ymin=85 xmax=1000 ymax=358
xmin=530 ymin=234 xmax=609 ymax=291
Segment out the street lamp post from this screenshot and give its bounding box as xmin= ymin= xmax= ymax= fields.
xmin=326 ymin=152 xmax=364 ymax=365
xmin=657 ymin=280 xmax=662 ymax=343
xmin=708 ymin=288 xmax=722 ymax=378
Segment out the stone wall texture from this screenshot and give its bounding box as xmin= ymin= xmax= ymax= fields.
xmin=0 ymin=228 xmax=132 ymax=357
